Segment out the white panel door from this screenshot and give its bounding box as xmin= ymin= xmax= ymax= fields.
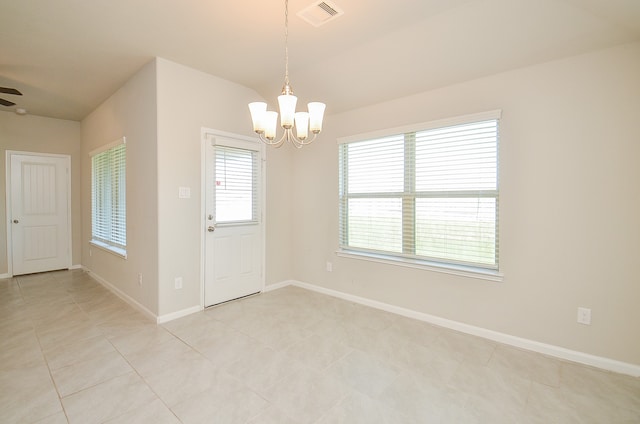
xmin=9 ymin=153 xmax=71 ymax=275
xmin=204 ymin=134 xmax=264 ymax=307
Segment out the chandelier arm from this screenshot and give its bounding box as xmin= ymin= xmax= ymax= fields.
xmin=256 ymin=132 xmax=287 ymax=148
xmin=288 ymin=130 xmax=319 ymax=148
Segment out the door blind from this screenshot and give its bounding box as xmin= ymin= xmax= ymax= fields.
xmin=215 ymin=146 xmax=258 ymax=224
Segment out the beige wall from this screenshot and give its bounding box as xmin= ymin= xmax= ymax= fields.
xmin=290 ymin=42 xmax=640 ymax=366
xmin=81 ymin=60 xmax=160 ymax=314
xmin=155 ymin=58 xmax=292 ymax=316
xmin=0 ymin=112 xmax=82 ymax=276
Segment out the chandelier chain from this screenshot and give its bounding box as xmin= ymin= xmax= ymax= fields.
xmin=284 ymin=0 xmax=290 ymax=88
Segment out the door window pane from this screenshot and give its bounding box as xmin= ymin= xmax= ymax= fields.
xmin=215 ymin=146 xmax=258 ymax=224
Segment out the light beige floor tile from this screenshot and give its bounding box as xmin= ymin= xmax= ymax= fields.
xmin=26 ymin=301 xmax=85 ymax=327
xmin=285 ymin=332 xmax=353 ymax=371
xmin=163 ymin=314 xmax=226 ymax=347
xmin=262 ymin=366 xmax=351 ymax=424
xmin=197 ymin=328 xmax=265 ymax=367
xmin=378 ymin=369 xmax=462 ymax=421
xmin=143 ymin=350 xmax=239 ymax=407
xmin=489 ymin=344 xmax=562 ymax=387
xmin=96 ymin=313 xmax=156 ymax=339
xmin=224 ymin=344 xmax=305 ymax=394
xmin=2 ymin=271 xmax=636 ymax=424
xmin=327 ymin=349 xmax=399 ymax=398
xmin=346 ymin=324 xmax=411 ymax=367
xmin=0 ymin=328 xmax=46 ymax=370
xmin=103 ymin=398 xmax=181 ymax=424
xmin=316 ymin=390 xmax=418 ymax=424
xmin=0 ymin=364 xmax=64 ymax=423
xmin=125 ymin=336 xmax=193 ymax=376
xmin=43 ymin=334 xmax=116 ymax=370
xmin=87 ymin=303 xmax=145 ymax=326
xmin=171 ymin=385 xmax=268 ymax=424
xmin=36 ymin=319 xmax=103 ymax=351
xmin=110 ymin=326 xmax=177 ymax=357
xmin=50 ymin=350 xmax=132 ymax=397
xmin=253 ymin=321 xmax=311 ymax=351
xmin=246 ymin=405 xmax=300 ymax=424
xmin=432 ymin=328 xmax=497 ymax=366
xmin=395 ymin=340 xmax=461 ymax=384
xmin=522 ymin=381 xmax=585 ymax=423
xmin=61 ymin=372 xmax=158 ymax=424
xmin=448 ymin=361 xmax=531 ymax=423
xmin=561 ymin=361 xmax=640 ymax=413
xmin=382 ymin=314 xmax=441 ymax=347
xmin=32 ymin=411 xmax=69 ymax=424
xmin=347 ymin=303 xmax=397 ymax=332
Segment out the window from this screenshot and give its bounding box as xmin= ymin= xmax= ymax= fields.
xmin=90 ymin=138 xmax=126 ymax=257
xmin=215 ymin=146 xmax=259 ymax=224
xmin=338 ymin=111 xmax=500 ymax=275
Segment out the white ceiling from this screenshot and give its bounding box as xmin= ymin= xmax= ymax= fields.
xmin=1 ymin=0 xmax=639 ymax=121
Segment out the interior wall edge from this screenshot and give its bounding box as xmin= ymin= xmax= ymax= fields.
xmin=82 ymin=266 xmax=157 ymax=322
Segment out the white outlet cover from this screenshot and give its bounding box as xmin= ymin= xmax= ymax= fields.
xmin=577 ymin=307 xmax=591 ymax=325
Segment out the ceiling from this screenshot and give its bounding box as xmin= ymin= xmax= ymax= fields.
xmin=1 ymin=0 xmax=639 ymax=121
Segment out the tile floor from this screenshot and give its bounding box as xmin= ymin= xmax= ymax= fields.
xmin=1 ymin=269 xmax=639 ymax=423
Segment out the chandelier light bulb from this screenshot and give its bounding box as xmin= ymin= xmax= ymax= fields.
xmin=277 ymin=92 xmax=297 ymax=129
xmin=248 ymin=102 xmax=267 ymax=133
xmin=294 ymin=112 xmax=309 ymax=140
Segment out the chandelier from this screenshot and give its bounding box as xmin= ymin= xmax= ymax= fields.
xmin=248 ymin=0 xmax=326 ymax=148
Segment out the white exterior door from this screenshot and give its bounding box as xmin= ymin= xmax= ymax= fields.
xmin=8 ymin=152 xmax=71 ymax=275
xmin=204 ymin=133 xmax=264 ymax=307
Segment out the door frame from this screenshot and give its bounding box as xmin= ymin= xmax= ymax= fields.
xmin=200 ymin=128 xmax=266 ymax=308
xmin=5 ymin=150 xmax=72 ymax=277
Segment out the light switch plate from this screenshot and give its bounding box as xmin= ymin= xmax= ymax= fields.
xmin=178 ymin=187 xmax=191 ymax=199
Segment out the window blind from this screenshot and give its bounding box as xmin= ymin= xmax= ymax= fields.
xmin=91 ymin=141 xmax=126 ymax=251
xmin=339 ymin=115 xmax=499 ymax=270
xmin=215 ymin=146 xmax=258 ymax=224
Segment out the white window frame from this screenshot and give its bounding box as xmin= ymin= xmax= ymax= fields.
xmin=337 ymin=111 xmax=503 ymax=282
xmin=89 ymin=137 xmax=127 ymax=258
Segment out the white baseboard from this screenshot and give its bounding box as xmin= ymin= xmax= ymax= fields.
xmin=264 ymin=280 xmax=295 ymax=292
xmin=273 ymin=279 xmax=640 ymax=377
xmin=0 ymin=273 xmax=10 ymax=279
xmin=69 ymin=264 xmax=83 ymax=270
xmin=157 ymin=305 xmax=203 ymax=324
xmin=84 ymin=267 xmax=158 ymax=323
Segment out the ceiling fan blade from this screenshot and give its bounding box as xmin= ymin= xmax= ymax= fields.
xmin=0 ymin=98 xmax=16 ymax=107
xmin=0 ymin=87 xmax=22 ymax=96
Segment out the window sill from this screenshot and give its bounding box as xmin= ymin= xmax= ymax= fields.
xmin=90 ymin=240 xmax=127 ymax=259
xmin=335 ymin=249 xmax=503 ymax=282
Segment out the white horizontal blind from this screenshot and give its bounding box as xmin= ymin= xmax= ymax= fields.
xmin=339 ymin=118 xmax=499 ymax=270
xmin=215 ymin=146 xmax=258 ymax=224
xmin=91 ymin=142 xmax=126 ymax=250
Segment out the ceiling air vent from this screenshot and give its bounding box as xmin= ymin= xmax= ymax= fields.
xmin=297 ymin=1 xmax=344 ymax=27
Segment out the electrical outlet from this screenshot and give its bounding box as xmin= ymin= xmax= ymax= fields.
xmin=175 ymin=277 xmax=183 ymax=290
xmin=577 ymin=307 xmax=591 ymax=325
xmin=138 ymin=273 xmax=143 ymax=286
xmin=326 ymin=261 xmax=333 ymax=272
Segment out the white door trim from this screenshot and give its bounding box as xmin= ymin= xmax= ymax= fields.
xmin=5 ymin=150 xmax=72 ymax=277
xmin=200 ymin=128 xmax=266 ymax=308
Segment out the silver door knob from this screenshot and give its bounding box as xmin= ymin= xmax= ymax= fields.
xmin=207 ymin=226 xmax=215 ymax=232
xmin=13 ymin=219 xmax=19 ymax=224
